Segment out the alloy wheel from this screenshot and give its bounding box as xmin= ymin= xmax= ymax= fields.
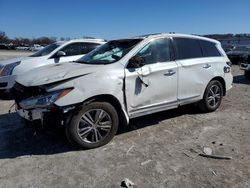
xmin=207 ymin=85 xmax=221 ymax=108
xmin=77 ymin=109 xmax=112 ymax=144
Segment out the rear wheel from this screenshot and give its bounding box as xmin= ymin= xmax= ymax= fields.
xmin=66 ymin=102 xmax=119 ymax=149
xmin=199 ymin=80 xmax=223 ymax=112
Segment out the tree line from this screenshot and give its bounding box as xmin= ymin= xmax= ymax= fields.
xmin=0 ymin=31 xmax=73 ymax=46
xmin=1 ymin=30 xmax=250 ymax=46
xmin=203 ymin=33 xmax=250 ymax=40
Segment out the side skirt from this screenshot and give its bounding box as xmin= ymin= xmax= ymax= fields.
xmin=128 ymin=95 xmax=201 ymax=119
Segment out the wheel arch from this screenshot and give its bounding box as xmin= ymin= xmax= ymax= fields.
xmin=80 ymin=94 xmax=129 ymax=127
xmin=210 ymin=76 xmax=226 ymax=96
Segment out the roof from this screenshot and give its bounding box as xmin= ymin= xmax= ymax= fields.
xmin=133 ymin=33 xmax=220 ymax=44
xmin=56 ymin=38 xmax=106 ymax=44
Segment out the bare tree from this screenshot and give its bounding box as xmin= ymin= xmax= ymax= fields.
xmin=0 ymin=31 xmax=9 ymax=43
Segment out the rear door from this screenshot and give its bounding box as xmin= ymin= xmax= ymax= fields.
xmin=173 ymin=37 xmax=223 ymax=103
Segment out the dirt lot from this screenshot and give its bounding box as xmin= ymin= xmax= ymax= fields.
xmin=0 ymin=50 xmax=33 ymax=60
xmin=0 ymin=50 xmax=250 ymax=188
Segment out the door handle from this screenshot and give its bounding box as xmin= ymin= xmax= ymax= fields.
xmin=164 ymin=70 xmax=176 ymax=76
xmin=203 ymin=64 xmax=211 ymax=69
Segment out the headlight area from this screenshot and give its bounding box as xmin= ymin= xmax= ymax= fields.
xmin=19 ymin=88 xmax=73 ymax=110
xmin=17 ymin=88 xmax=75 ymax=125
xmin=0 ymin=61 xmax=21 ymax=77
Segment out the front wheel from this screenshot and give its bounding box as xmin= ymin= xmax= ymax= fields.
xmin=66 ymin=102 xmax=119 ymax=149
xmin=199 ymin=80 xmax=223 ymax=112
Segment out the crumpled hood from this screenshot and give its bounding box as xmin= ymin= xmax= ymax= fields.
xmin=16 ymin=62 xmax=101 ymax=87
xmin=0 ymin=56 xmax=32 ymax=66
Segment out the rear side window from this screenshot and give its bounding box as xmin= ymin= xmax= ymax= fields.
xmin=199 ymin=40 xmax=222 ymax=57
xmin=174 ymin=38 xmax=203 ymax=60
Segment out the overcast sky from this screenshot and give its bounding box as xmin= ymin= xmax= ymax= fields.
xmin=0 ymin=0 xmax=249 ymax=39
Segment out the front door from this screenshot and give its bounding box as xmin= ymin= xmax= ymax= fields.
xmin=125 ymin=38 xmax=178 ymax=117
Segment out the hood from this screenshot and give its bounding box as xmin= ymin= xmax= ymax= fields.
xmin=16 ymin=62 xmax=102 ymax=87
xmin=0 ymin=56 xmax=33 ymax=66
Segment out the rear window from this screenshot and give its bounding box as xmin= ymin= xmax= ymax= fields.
xmin=175 ymin=38 xmax=203 ymax=60
xmin=199 ymin=40 xmax=222 ymax=57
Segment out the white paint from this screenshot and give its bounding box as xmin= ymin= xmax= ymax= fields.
xmin=0 ymin=39 xmax=105 ymax=91
xmin=14 ymin=33 xmax=233 ymax=125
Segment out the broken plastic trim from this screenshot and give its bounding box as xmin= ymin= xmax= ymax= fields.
xmin=19 ymin=88 xmax=73 ymax=110
xmin=137 ymin=72 xmax=148 ymax=87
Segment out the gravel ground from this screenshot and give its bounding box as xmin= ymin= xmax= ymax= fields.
xmin=0 ymin=50 xmax=250 ymax=188
xmin=0 ymin=50 xmax=33 ymax=60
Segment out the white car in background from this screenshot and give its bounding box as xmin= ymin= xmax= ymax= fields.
xmin=0 ymin=38 xmax=106 ymax=99
xmin=29 ymin=44 xmax=44 ymax=51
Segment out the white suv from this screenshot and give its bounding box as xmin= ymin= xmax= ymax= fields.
xmin=0 ymin=38 xmax=106 ymax=99
xmin=14 ymin=33 xmax=233 ymax=149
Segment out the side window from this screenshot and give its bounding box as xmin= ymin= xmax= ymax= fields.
xmin=136 ymin=38 xmax=172 ymax=65
xmin=84 ymin=43 xmax=101 ymax=54
xmin=175 ymin=38 xmax=203 ymax=60
xmin=60 ymin=43 xmax=100 ymax=57
xmin=199 ymin=40 xmax=222 ymax=57
xmin=60 ymin=43 xmax=84 ymax=56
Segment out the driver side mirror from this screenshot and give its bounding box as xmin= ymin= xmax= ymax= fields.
xmin=127 ymin=56 xmax=145 ymax=68
xmin=55 ymin=51 xmax=66 ymax=58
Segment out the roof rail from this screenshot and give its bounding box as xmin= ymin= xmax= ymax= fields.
xmin=136 ymin=32 xmax=178 ymax=38
xmin=135 ymin=33 xmax=163 ymax=38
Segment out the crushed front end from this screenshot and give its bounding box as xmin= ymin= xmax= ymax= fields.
xmin=13 ymin=82 xmax=75 ymax=126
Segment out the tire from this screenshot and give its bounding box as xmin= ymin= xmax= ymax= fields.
xmin=245 ymin=71 xmax=250 ymax=79
xmin=66 ymin=102 xmax=119 ymax=149
xmin=199 ymin=80 xmax=223 ymax=113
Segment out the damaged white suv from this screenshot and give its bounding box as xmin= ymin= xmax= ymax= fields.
xmin=14 ymin=33 xmax=233 ymax=149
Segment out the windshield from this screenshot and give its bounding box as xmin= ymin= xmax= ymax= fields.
xmin=30 ymin=43 xmax=61 ymax=57
xmin=77 ymin=39 xmax=142 ymax=64
xmin=233 ymin=46 xmax=250 ymax=52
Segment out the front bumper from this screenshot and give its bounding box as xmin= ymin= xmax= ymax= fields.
xmin=16 ymin=108 xmax=49 ymax=121
xmin=0 ymin=75 xmax=16 ymax=90
xmin=0 ymin=75 xmax=16 ymax=100
xmin=16 ymin=103 xmax=75 ymax=126
xmin=240 ymin=63 xmax=250 ymax=71
xmin=0 ymin=89 xmax=13 ymax=100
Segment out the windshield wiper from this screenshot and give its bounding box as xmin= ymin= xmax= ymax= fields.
xmin=72 ymin=60 xmax=108 ymax=65
xmin=72 ymin=60 xmax=88 ymax=64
